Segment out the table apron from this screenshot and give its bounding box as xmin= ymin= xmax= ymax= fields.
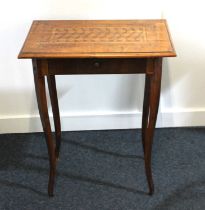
xmin=39 ymin=58 xmax=154 ymax=75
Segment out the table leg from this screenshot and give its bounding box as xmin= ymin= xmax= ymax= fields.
xmin=32 ymin=59 xmax=56 ymax=197
xmin=142 ymin=75 xmax=151 ymax=155
xmin=142 ymin=58 xmax=162 ymax=195
xmin=47 ymin=75 xmax=61 ymax=158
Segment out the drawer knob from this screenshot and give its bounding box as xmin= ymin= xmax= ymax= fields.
xmin=93 ymin=62 xmax=100 ymax=68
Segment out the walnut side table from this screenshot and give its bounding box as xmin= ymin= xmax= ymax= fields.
xmin=18 ymin=20 xmax=176 ymax=197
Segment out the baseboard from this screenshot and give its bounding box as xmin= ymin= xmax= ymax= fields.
xmin=1 ymin=109 xmax=205 ymax=133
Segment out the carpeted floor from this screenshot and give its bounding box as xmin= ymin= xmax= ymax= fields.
xmin=0 ymin=127 xmax=205 ymax=210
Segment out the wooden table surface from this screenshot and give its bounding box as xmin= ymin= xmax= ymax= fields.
xmin=18 ymin=20 xmax=176 ymax=58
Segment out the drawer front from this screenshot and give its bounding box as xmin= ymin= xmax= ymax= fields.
xmin=47 ymin=58 xmax=149 ymax=75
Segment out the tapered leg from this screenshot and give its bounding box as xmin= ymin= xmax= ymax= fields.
xmin=32 ymin=59 xmax=56 ymax=197
xmin=142 ymin=75 xmax=151 ymax=154
xmin=142 ymin=58 xmax=162 ymax=195
xmin=47 ymin=75 xmax=61 ymax=158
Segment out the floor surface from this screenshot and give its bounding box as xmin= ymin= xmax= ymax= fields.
xmin=0 ymin=128 xmax=205 ymax=210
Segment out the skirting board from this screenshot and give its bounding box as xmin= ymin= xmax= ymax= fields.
xmin=0 ymin=109 xmax=205 ymax=133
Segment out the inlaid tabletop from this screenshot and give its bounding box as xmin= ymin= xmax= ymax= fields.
xmin=18 ymin=20 xmax=176 ymax=58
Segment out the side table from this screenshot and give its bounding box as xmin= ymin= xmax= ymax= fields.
xmin=18 ymin=20 xmax=176 ymax=196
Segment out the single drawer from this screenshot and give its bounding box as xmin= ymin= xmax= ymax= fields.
xmin=47 ymin=58 xmax=149 ymax=75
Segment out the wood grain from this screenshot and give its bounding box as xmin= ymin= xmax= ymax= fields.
xmin=18 ymin=20 xmax=176 ymax=58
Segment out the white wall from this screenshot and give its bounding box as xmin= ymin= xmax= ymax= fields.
xmin=0 ymin=0 xmax=205 ymax=133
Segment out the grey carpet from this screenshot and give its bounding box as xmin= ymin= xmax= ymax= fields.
xmin=0 ymin=128 xmax=205 ymax=210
